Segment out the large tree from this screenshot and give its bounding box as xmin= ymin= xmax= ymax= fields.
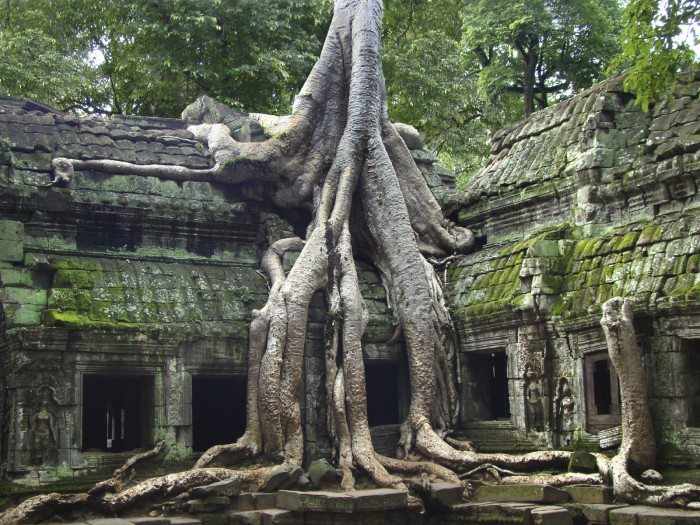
xmin=463 ymin=0 xmax=621 ymax=116
xmin=1 ymin=1 xmax=699 ymax=522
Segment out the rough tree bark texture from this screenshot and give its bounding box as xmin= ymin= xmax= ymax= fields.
xmin=601 ymin=297 xmax=700 ymax=508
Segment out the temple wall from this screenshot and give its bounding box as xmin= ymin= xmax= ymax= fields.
xmin=0 ymin=103 xmax=418 ymax=486
xmin=448 ymin=71 xmax=700 ymax=462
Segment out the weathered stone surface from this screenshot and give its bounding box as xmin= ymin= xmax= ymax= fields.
xmin=307 ymin=459 xmax=339 ymax=488
xmin=568 ymin=452 xmax=598 ymax=473
xmin=191 ymin=477 xmax=242 ymax=498
xmin=610 ymin=506 xmax=700 ymax=525
xmin=167 ymin=519 xmax=202 ymax=525
xmin=186 ymin=496 xmax=230 ymax=512
xmin=564 ymin=485 xmax=614 ymax=504
xmin=428 ymin=482 xmax=466 ymax=506
xmin=276 ymin=488 xmax=406 ymax=513
xmin=475 ymin=484 xmax=570 ymax=504
xmin=349 ymin=488 xmax=408 ymax=511
xmin=451 ymin=501 xmax=537 ymax=523
xmin=531 ymin=505 xmax=573 ymax=525
xmin=259 ymin=509 xmax=293 ymax=525
xmin=128 ymin=518 xmax=171 ymax=525
xmin=87 ymin=518 xmax=131 ymax=525
xmin=229 ymin=511 xmax=262 ymax=525
xmin=578 ymin=503 xmax=629 ymax=523
xmin=276 ymin=490 xmax=354 ymax=513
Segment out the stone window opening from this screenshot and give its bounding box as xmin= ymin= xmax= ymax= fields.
xmin=191 ymin=375 xmax=247 ymax=452
xmin=584 ymin=352 xmax=621 ymax=433
xmin=465 ymin=350 xmax=511 ymax=421
xmin=82 ymin=375 xmax=154 ymax=453
xmin=364 ymin=361 xmax=401 ymax=427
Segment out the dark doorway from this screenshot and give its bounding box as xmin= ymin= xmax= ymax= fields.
xmin=585 ymin=352 xmax=621 ymax=433
xmin=365 ymin=362 xmax=400 ymax=426
xmin=192 ymin=376 xmax=247 ymax=452
xmin=82 ymin=375 xmax=153 ymax=452
xmin=465 ymin=351 xmax=511 ymax=421
xmin=683 ymin=339 xmax=700 ymax=427
xmin=592 ymin=359 xmax=613 ymax=414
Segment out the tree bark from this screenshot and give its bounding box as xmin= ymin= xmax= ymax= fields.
xmin=602 ymin=297 xmax=700 ymax=508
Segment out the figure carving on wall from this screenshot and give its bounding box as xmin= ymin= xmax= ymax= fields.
xmin=555 ymin=377 xmax=575 ymax=446
xmin=524 ymin=363 xmax=544 ymax=432
xmin=26 ymin=386 xmax=59 ymax=466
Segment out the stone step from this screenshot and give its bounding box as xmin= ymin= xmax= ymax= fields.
xmin=450 ymin=502 xmax=538 ymax=523
xmin=575 ymin=503 xmax=629 ymax=524
xmin=276 ymin=488 xmax=407 ymax=513
xmin=428 ymin=482 xmax=467 ymax=507
xmin=61 ymin=516 xmax=202 ymax=525
xmin=609 ymin=505 xmax=700 ymax=525
xmin=475 ymin=484 xmax=571 ymax=504
xmin=456 ymin=424 xmax=541 ymax=453
xmin=564 ymin=485 xmax=614 ymax=504
xmin=531 ymin=505 xmax=573 ymax=525
xmin=229 ymin=509 xmax=295 ymax=525
xmin=231 ymin=492 xmax=278 ymax=511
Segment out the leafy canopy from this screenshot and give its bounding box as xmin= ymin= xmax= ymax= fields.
xmin=0 ymin=0 xmax=331 ymax=116
xmin=461 ymin=0 xmax=621 ymax=114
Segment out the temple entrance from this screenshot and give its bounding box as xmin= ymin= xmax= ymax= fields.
xmin=584 ymin=352 xmax=621 ymax=433
xmin=364 ymin=362 xmax=401 ymax=426
xmin=191 ymin=375 xmax=247 ymax=452
xmin=684 ymin=339 xmax=700 ymax=427
xmin=465 ymin=350 xmax=511 ymax=421
xmin=82 ymin=375 xmax=153 ymax=452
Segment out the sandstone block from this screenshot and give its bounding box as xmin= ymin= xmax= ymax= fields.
xmin=475 ymin=484 xmax=570 ymax=504
xmin=276 ymin=490 xmax=354 ymax=513
xmin=260 ymin=509 xmax=293 ymax=525
xmin=579 ymin=503 xmax=628 ymax=523
xmin=531 ymin=506 xmax=573 ymax=525
xmin=191 ymin=476 xmax=242 ymax=498
xmin=429 ymin=482 xmax=465 ymax=506
xmin=349 ymin=488 xmax=407 ymax=511
xmin=128 ymin=518 xmax=170 ymax=525
xmin=87 ymin=518 xmax=132 ymax=525
xmin=229 ymin=511 xmax=262 ymax=525
xmin=564 ymin=485 xmax=614 ymax=504
xmin=307 ymin=458 xmax=339 ymax=488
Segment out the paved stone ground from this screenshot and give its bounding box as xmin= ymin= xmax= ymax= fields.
xmin=39 ymin=485 xmax=700 ymax=525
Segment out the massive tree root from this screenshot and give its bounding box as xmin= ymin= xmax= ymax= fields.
xmin=601 ymin=298 xmax=700 ymax=508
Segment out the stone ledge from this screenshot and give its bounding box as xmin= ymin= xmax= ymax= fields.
xmin=275 ymin=488 xmax=407 ymax=513
xmin=476 ymin=484 xmax=570 ymax=504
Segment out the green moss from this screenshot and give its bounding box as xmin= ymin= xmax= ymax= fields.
xmin=615 ymin=231 xmax=640 ymax=252
xmin=42 ymin=309 xmax=139 ymax=330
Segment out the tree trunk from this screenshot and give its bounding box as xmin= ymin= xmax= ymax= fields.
xmin=602 ymin=297 xmax=700 ymax=507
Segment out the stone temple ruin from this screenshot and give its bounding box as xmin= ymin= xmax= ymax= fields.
xmin=0 ymin=70 xmax=698 ymax=523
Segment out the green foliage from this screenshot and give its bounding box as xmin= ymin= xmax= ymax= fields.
xmin=383 ymin=0 xmax=522 ymax=183
xmin=0 ymin=0 xmax=331 ymax=116
xmin=462 ymin=0 xmax=621 ymax=116
xmin=610 ymin=0 xmax=699 ymax=111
